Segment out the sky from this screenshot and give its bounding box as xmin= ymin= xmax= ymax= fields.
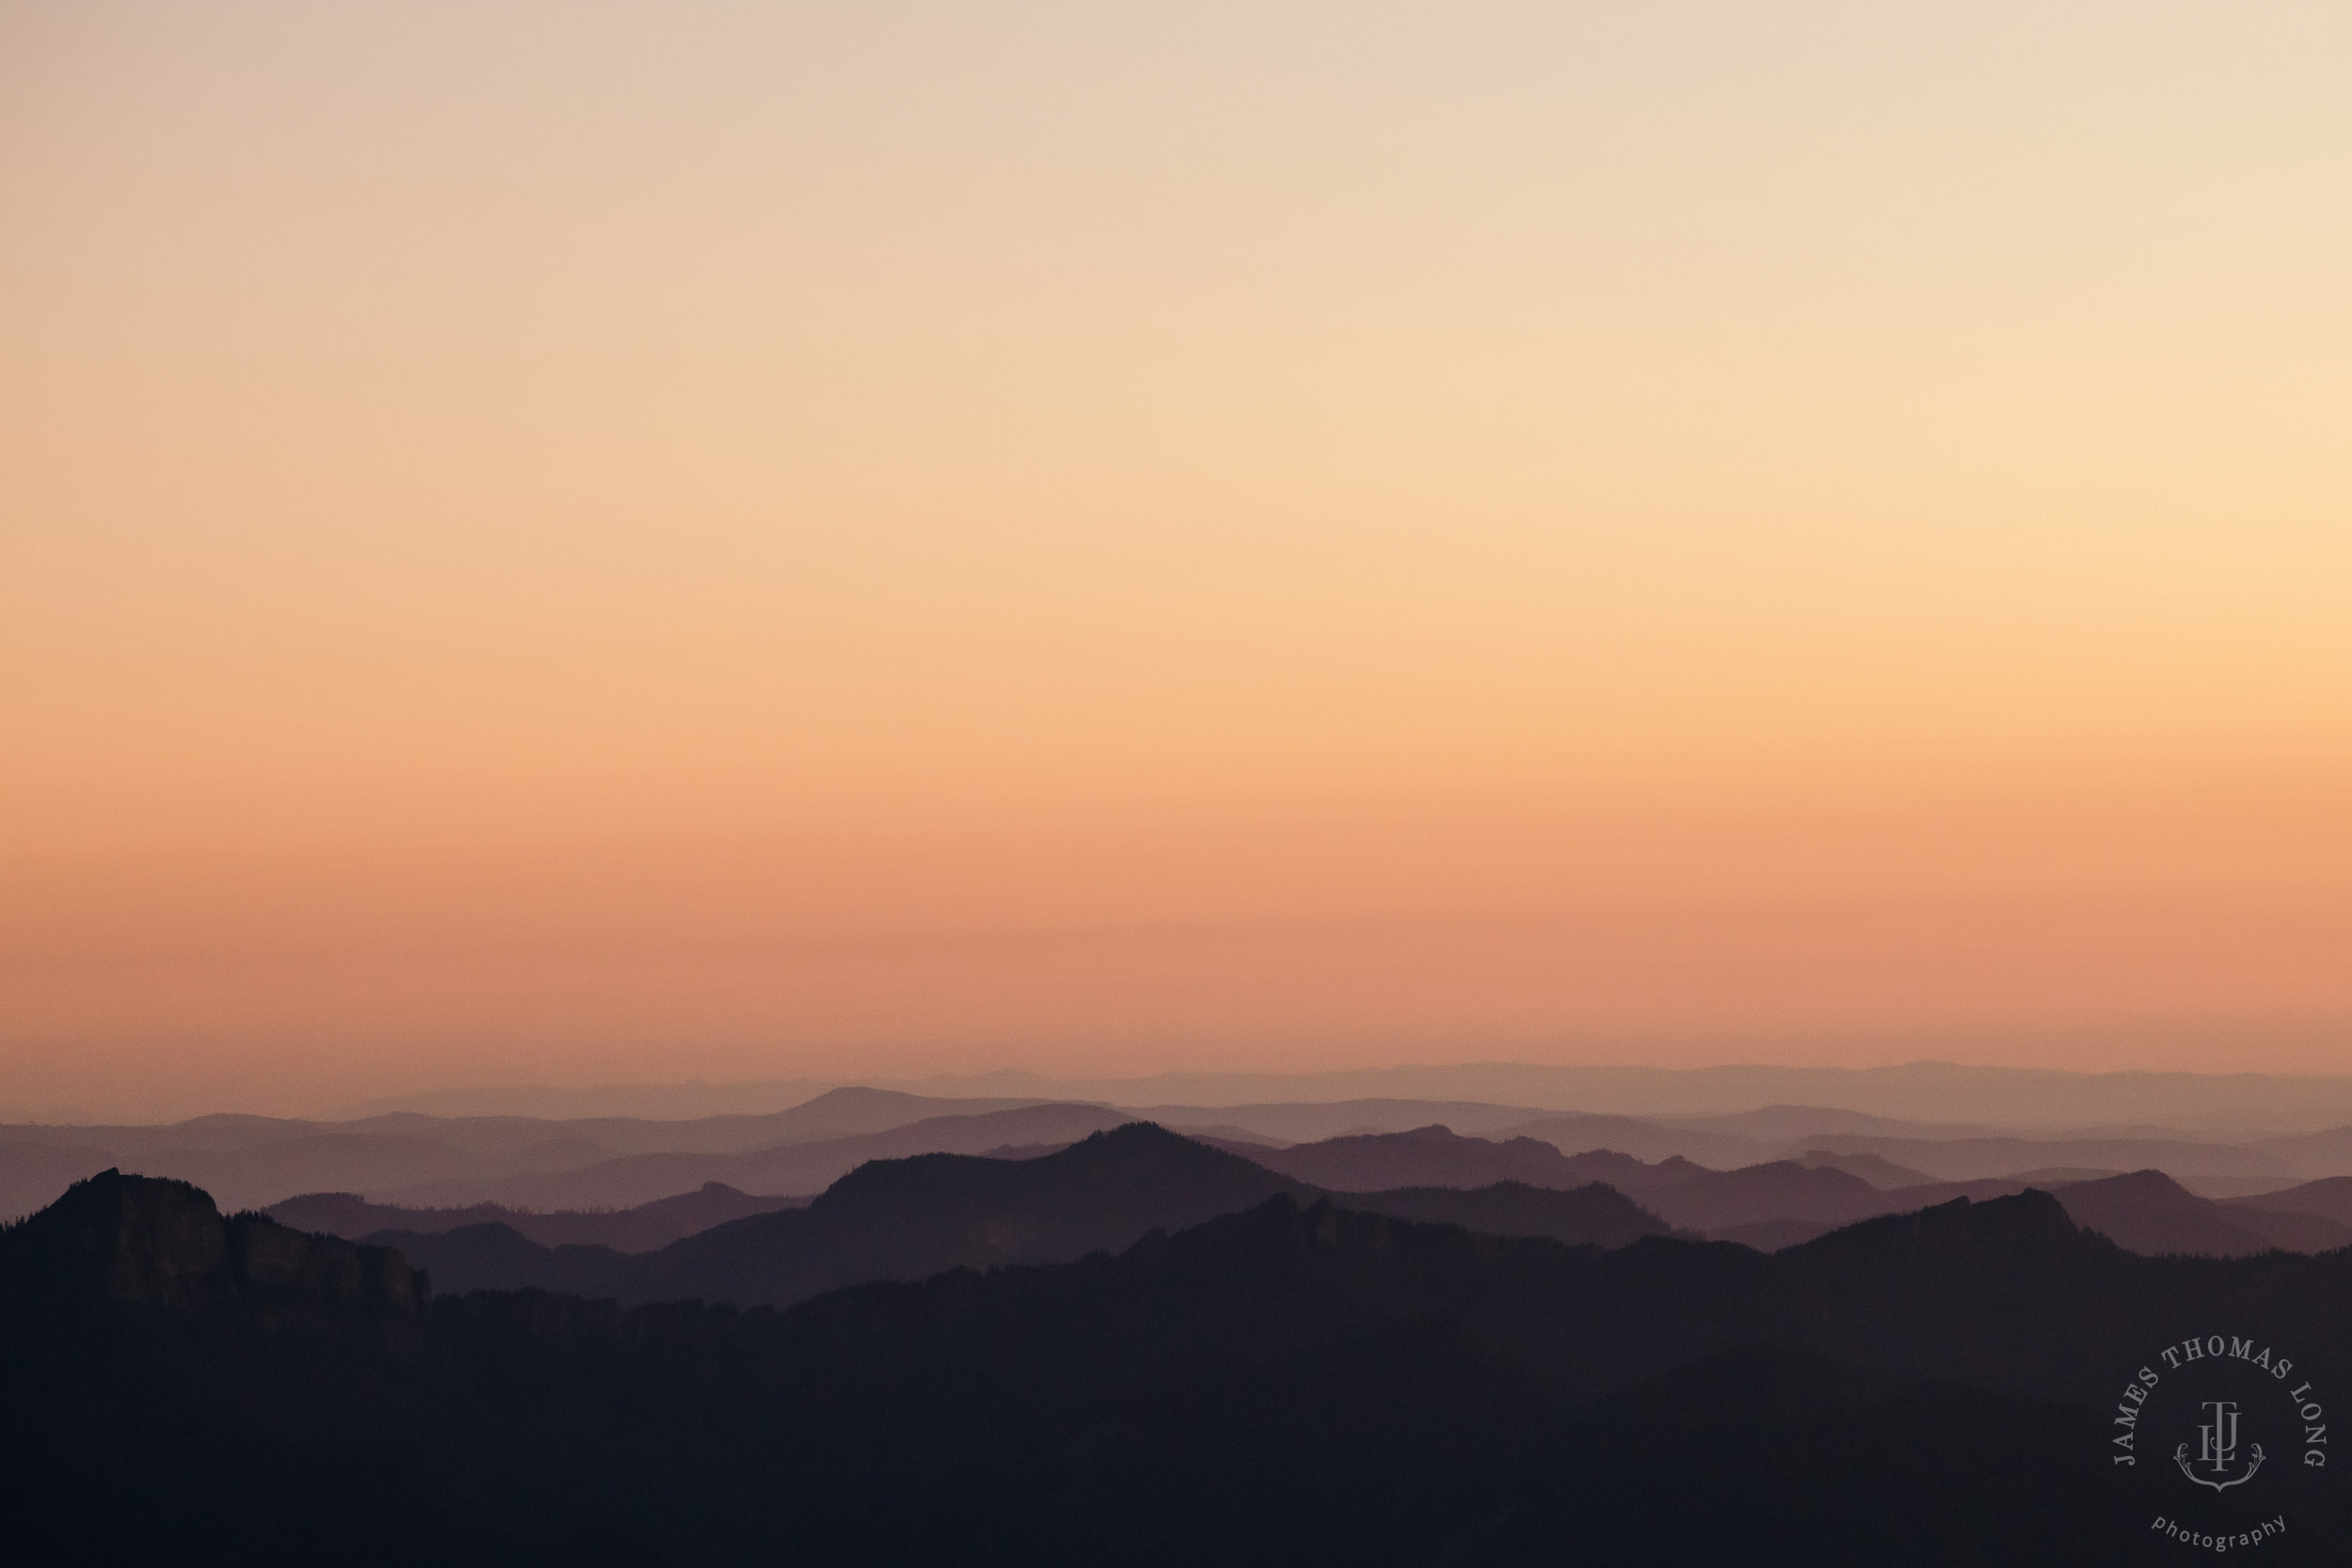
xmin=4 ymin=2 xmax=2349 ymax=1119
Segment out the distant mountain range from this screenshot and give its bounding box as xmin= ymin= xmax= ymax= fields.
xmin=370 ymin=1101 xmax=1136 ymax=1210
xmin=1226 ymin=1124 xmax=2352 ymax=1256
xmin=2230 ymin=1174 xmax=2352 ymax=1228
xmin=0 ymin=1090 xmax=1124 ymax=1216
xmin=362 ymin=1119 xmax=2352 ymax=1313
xmin=320 ymin=1061 xmax=2352 ymax=1136
xmin=0 ymin=1086 xmax=1070 ymax=1214
xmin=20 ymin=1080 xmax=2352 ymax=1252
xmin=1232 ymin=1124 xmax=2016 ymax=1241
xmin=370 ymin=1125 xmax=1684 ymax=1303
xmin=1205 ymin=1123 xmax=1600 ymax=1190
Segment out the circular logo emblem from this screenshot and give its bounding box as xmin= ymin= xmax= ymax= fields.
xmin=2110 ymin=1334 xmax=2330 ymax=1555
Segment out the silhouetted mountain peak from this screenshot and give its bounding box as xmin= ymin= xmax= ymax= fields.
xmin=1047 ymin=1119 xmax=1287 ymax=1178
xmin=568 ymin=1123 xmax=1314 ymax=1308
xmin=812 ymin=1120 xmax=1285 ymax=1213
xmin=1 ymin=1168 xmax=231 ymax=1309
xmin=1246 ymin=1123 xmax=1590 ymax=1194
xmin=1558 ymin=1149 xmax=1710 ymax=1185
xmin=2049 ymin=1167 xmax=2284 ymax=1258
xmin=1792 ymin=1148 xmax=1942 ymax=1190
xmin=2081 ymin=1166 xmax=2188 ymax=1197
xmin=1787 ymin=1188 xmax=2090 ymax=1264
xmin=0 ymin=1168 xmax=426 ymax=1329
xmin=788 ymin=1085 xmax=936 ymax=1115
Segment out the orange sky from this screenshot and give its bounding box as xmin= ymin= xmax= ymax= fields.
xmin=4 ymin=3 xmax=2349 ymax=1117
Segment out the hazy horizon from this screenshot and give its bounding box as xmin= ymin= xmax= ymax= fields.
xmin=7 ymin=3 xmax=2348 ymax=1117
xmin=21 ymin=1053 xmax=2352 ymax=1135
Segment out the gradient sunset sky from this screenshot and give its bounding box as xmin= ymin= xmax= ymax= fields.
xmin=5 ymin=2 xmax=2349 ymax=1118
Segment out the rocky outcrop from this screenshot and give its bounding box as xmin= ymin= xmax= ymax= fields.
xmin=0 ymin=1167 xmax=234 ymax=1310
xmin=0 ymin=1168 xmax=425 ymax=1334
xmin=229 ymin=1206 xmax=427 ymax=1326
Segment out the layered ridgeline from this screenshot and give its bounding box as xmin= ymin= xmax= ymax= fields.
xmin=367 ymin=1124 xmax=1679 ymax=1302
xmin=6 ymin=1165 xmax=2351 ymax=1565
xmin=20 ymin=1075 xmax=2352 ymax=1225
xmin=1234 ymin=1123 xmax=2352 ymax=1254
xmin=0 ymin=1088 xmax=1137 ymax=1217
xmin=24 ymin=1095 xmax=2350 ymax=1294
xmin=267 ymin=1182 xmax=805 ymax=1254
xmin=337 ymin=1122 xmax=2352 ymax=1305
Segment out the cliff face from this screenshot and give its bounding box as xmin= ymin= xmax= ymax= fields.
xmin=0 ymin=1167 xmax=235 ymax=1310
xmin=0 ymin=1168 xmax=425 ymax=1333
xmin=229 ymin=1209 xmax=427 ymax=1326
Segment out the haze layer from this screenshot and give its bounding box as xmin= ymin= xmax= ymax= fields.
xmin=4 ymin=2 xmax=2348 ymax=1116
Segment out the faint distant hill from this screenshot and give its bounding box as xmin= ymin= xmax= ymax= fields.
xmin=2250 ymin=1127 xmax=2352 ymax=1182
xmin=559 ymin=1085 xmax=1080 ymax=1151
xmin=1484 ymin=1113 xmax=1778 ymax=1167
xmin=1651 ymin=1103 xmax=2000 ymax=1144
xmin=377 ymin=1102 xmax=1133 ymax=1211
xmin=1217 ymin=1124 xmax=2013 ymax=1242
xmin=269 ymin=1181 xmax=805 ymax=1253
xmin=1789 ymin=1148 xmax=1942 ymax=1189
xmin=1780 ymin=1131 xmax=2304 ymax=1189
xmin=1122 ymin=1098 xmax=1605 ymax=1144
xmin=908 ymin=1060 xmax=2352 ymax=1136
xmin=350 ymin=1085 xmax=1083 ymax=1158
xmin=2227 ymin=1175 xmax=2352 ymax=1228
xmin=2053 ymin=1169 xmax=2352 ymax=1257
xmin=325 ymin=1066 xmax=2352 ymax=1146
xmin=339 ymin=1077 xmax=841 ymax=1120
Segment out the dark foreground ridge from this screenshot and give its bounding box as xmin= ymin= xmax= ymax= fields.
xmin=5 ymin=1168 xmax=2350 ymax=1565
